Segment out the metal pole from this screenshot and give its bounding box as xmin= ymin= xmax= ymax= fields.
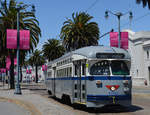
xmin=118 ymin=15 xmax=121 ymax=48
xmin=14 ymin=8 xmax=22 ymax=94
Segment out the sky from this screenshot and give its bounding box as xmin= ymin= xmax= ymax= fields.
xmin=17 ymin=0 xmax=150 ymax=49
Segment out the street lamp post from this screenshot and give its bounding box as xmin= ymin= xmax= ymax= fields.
xmin=14 ymin=5 xmax=35 ymax=95
xmin=105 ymin=10 xmax=133 ymax=48
xmin=14 ymin=7 xmax=21 ymax=94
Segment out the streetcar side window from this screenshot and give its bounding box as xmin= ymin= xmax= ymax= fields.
xmin=82 ymin=63 xmax=86 ymax=75
xmin=75 ymin=65 xmax=77 ymax=76
xmin=90 ymin=60 xmax=110 ymax=75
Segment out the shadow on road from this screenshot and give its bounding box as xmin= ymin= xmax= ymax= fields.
xmin=25 ymin=84 xmax=144 ymax=114
xmin=49 ymin=95 xmax=143 ymax=114
xmin=77 ymin=104 xmax=143 ymax=113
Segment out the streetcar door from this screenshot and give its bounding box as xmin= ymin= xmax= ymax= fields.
xmin=73 ymin=60 xmax=86 ymax=104
xmin=77 ymin=61 xmax=82 ymax=102
xmin=52 ymin=67 xmax=56 ymax=96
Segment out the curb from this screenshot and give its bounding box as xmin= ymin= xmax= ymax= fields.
xmin=0 ymin=97 xmax=41 ymax=115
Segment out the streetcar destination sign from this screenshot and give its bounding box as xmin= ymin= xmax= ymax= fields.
xmin=96 ymin=53 xmax=124 ymax=59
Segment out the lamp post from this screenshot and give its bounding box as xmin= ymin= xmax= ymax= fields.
xmin=14 ymin=7 xmax=21 ymax=94
xmin=105 ymin=10 xmax=133 ymax=48
xmin=14 ymin=5 xmax=35 ymax=95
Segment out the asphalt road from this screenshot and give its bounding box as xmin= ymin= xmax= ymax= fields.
xmin=27 ymin=84 xmax=150 ymax=115
xmin=0 ymin=101 xmax=31 ymax=115
xmin=1 ymin=83 xmax=150 ymax=115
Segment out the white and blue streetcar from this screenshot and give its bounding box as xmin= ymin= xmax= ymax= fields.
xmin=45 ymin=46 xmax=132 ymax=107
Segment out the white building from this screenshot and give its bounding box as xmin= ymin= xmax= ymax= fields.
xmin=124 ymin=29 xmax=150 ymax=86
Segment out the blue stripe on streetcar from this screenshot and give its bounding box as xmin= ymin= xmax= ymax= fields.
xmin=46 ymin=76 xmax=131 ymax=80
xmin=87 ymin=94 xmax=131 ymax=101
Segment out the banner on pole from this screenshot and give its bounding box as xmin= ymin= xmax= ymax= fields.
xmin=26 ymin=68 xmax=32 ymax=74
xmin=6 ymin=56 xmax=17 ymax=70
xmin=110 ymin=32 xmax=128 ymax=49
xmin=7 ymin=29 xmax=17 ymax=49
xmin=20 ymin=30 xmax=30 ymax=50
xmin=7 ymin=29 xmax=30 ymax=50
xmin=121 ymin=32 xmax=128 ymax=50
xmin=0 ymin=68 xmax=6 ymax=73
xmin=42 ymin=65 xmax=47 ymax=71
xmin=110 ymin=32 xmax=118 ymax=48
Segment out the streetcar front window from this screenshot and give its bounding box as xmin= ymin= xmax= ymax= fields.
xmin=90 ymin=60 xmax=110 ymax=75
xmin=111 ymin=60 xmax=129 ymax=75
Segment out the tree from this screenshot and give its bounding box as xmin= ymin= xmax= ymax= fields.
xmin=42 ymin=39 xmax=65 ymax=61
xmin=136 ymin=0 xmax=150 ymax=9
xmin=0 ymin=0 xmax=41 ymax=88
xmin=0 ymin=56 xmax=6 ymax=68
xmin=60 ymin=12 xmax=100 ymax=52
xmin=28 ymin=49 xmax=45 ymax=83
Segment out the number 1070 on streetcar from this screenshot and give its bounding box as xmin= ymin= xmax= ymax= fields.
xmin=45 ymin=46 xmax=132 ymax=108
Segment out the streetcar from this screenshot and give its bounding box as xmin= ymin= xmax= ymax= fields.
xmin=45 ymin=46 xmax=132 ymax=108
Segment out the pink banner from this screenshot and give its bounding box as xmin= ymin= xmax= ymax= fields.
xmin=42 ymin=65 xmax=47 ymax=71
xmin=121 ymin=32 xmax=128 ymax=50
xmin=6 ymin=56 xmax=17 ymax=70
xmin=26 ymin=69 xmax=29 ymax=74
xmin=26 ymin=69 xmax=32 ymax=74
xmin=20 ymin=30 xmax=30 ymax=50
xmin=7 ymin=29 xmax=30 ymax=50
xmin=110 ymin=32 xmax=128 ymax=49
xmin=110 ymin=32 xmax=118 ymax=48
xmin=7 ymin=29 xmax=17 ymax=49
xmin=6 ymin=57 xmax=11 ymax=70
xmin=0 ymin=68 xmax=6 ymax=73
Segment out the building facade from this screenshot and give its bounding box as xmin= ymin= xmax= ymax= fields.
xmin=124 ymin=29 xmax=150 ymax=86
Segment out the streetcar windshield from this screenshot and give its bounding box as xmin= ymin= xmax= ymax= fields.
xmin=111 ymin=60 xmax=129 ymax=75
xmin=90 ymin=60 xmax=130 ymax=75
xmin=90 ymin=60 xmax=110 ymax=75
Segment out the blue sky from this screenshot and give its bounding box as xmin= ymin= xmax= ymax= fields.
xmin=18 ymin=0 xmax=150 ymax=49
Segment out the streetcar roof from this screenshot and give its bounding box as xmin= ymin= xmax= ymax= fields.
xmin=48 ymin=46 xmax=130 ymax=65
xmin=73 ymin=46 xmax=130 ymax=59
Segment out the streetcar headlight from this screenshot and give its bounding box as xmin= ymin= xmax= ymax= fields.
xmin=111 ymin=86 xmax=116 ymax=91
xmin=106 ymin=85 xmax=120 ymax=91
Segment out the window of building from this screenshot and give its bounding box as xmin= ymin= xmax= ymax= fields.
xmin=147 ymin=51 xmax=149 ymax=59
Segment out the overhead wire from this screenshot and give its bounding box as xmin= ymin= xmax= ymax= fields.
xmin=85 ymin=0 xmax=99 ymax=12
xmin=85 ymin=0 xmax=150 ymax=38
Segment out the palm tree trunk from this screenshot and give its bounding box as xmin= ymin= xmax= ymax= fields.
xmin=10 ymin=54 xmax=15 ymax=89
xmin=35 ymin=65 xmax=38 ymax=83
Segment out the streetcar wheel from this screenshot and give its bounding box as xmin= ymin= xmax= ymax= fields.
xmin=47 ymin=90 xmax=52 ymax=95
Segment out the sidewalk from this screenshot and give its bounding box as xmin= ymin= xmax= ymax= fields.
xmin=0 ymin=82 xmax=75 ymax=115
xmin=0 ymin=83 xmax=41 ymax=115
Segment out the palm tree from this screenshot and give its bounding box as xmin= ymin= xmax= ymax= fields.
xmin=28 ymin=49 xmax=45 ymax=83
xmin=60 ymin=12 xmax=100 ymax=52
xmin=42 ymin=39 xmax=65 ymax=61
xmin=0 ymin=55 xmax=6 ymax=68
xmin=136 ymin=0 xmax=150 ymax=9
xmin=0 ymin=0 xmax=41 ymax=89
